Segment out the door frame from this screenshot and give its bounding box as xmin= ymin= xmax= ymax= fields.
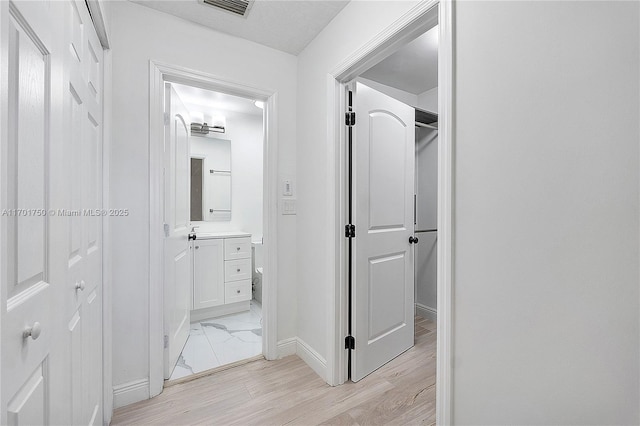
xmin=327 ymin=1 xmax=453 ymax=423
xmin=148 ymin=61 xmax=279 ymax=397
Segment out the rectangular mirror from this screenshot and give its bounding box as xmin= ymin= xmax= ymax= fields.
xmin=190 ymin=135 xmax=231 ymax=222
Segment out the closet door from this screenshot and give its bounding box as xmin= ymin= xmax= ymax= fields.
xmin=0 ymin=1 xmax=62 ymax=424
xmin=63 ymin=1 xmax=104 ymax=424
xmin=351 ymin=81 xmax=416 ymax=382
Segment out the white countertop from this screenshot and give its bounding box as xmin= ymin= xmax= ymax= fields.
xmin=195 ymin=230 xmax=251 ymax=240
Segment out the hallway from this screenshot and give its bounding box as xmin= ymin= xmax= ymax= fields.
xmin=112 ymin=317 xmax=436 ymax=425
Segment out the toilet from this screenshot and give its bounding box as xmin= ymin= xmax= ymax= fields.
xmin=251 ymin=242 xmax=263 ymax=304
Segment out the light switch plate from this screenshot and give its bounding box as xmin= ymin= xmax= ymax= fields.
xmin=283 ymin=179 xmax=293 ymax=196
xmin=281 ymin=198 xmax=296 ymax=215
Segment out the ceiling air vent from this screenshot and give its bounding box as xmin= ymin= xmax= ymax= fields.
xmin=201 ymin=0 xmax=254 ymax=17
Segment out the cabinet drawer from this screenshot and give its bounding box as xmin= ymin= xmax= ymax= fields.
xmin=225 ymin=258 xmax=251 ymax=282
xmin=225 ymin=279 xmax=251 ymax=304
xmin=224 ymin=237 xmax=251 ymax=260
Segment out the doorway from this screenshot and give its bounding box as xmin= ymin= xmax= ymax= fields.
xmin=164 ymin=82 xmax=266 ymax=381
xmin=329 ymin=1 xmax=453 ymax=422
xmin=148 ymin=62 xmax=280 ymax=396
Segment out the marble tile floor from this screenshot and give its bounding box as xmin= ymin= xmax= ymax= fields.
xmin=169 ymin=300 xmax=263 ymax=381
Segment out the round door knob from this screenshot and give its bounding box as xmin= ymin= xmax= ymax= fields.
xmin=236 ymin=247 xmax=240 ymax=251
xmin=237 ymin=289 xmax=241 ymax=294
xmin=23 ymin=322 xmax=42 ymax=340
xmin=409 ymin=236 xmax=419 ymax=244
xmin=237 ymin=268 xmax=241 ymax=272
xmin=75 ymin=281 xmax=85 ymax=291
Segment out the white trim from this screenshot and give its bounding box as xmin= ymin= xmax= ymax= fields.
xmin=148 ymin=61 xmax=279 ymax=400
xmin=276 ymin=337 xmax=297 ymax=358
xmin=328 ymin=1 xmax=454 ymax=424
xmin=296 ymin=338 xmax=328 ymax=382
xmin=435 ymin=1 xmax=454 ymax=424
xmin=102 ymin=47 xmax=113 ymax=425
xmin=86 ymin=0 xmax=110 ymax=49
xmin=416 ymin=303 xmax=437 ymax=323
xmin=113 ymin=379 xmax=150 ymax=409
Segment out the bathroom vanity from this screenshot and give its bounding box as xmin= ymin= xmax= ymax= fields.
xmin=191 ymin=230 xmax=252 ymax=320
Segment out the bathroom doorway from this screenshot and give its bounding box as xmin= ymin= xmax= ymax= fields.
xmin=148 ymin=63 xmax=280 ymax=395
xmin=165 ymin=83 xmax=266 ymax=381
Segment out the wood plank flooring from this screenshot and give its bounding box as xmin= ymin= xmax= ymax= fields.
xmin=111 ymin=316 xmax=436 ymax=425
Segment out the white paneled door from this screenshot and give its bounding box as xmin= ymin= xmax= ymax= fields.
xmin=0 ymin=1 xmax=104 ymax=424
xmin=351 ymin=81 xmax=416 ymax=382
xmin=163 ymin=84 xmax=192 ymax=379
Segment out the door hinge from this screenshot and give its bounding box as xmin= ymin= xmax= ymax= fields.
xmin=345 ymin=224 xmax=355 ymax=238
xmin=163 ymin=223 xmax=170 ymax=237
xmin=345 ymin=111 xmax=356 ymax=126
xmin=164 ymin=112 xmax=170 ymax=126
xmin=164 ymin=334 xmax=169 ymax=349
xmin=345 ymin=335 xmax=355 ymax=350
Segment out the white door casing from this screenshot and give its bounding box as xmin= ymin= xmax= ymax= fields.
xmin=163 ymin=84 xmax=192 ymax=379
xmin=0 ymin=0 xmax=104 ymax=424
xmin=351 ymin=81 xmax=415 ymax=382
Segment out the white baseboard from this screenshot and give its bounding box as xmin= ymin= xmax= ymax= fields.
xmin=113 ymin=378 xmax=150 ymax=409
xmin=190 ymin=301 xmax=249 ymax=323
xmin=276 ymin=337 xmax=297 ymax=358
xmin=296 ymin=337 xmax=327 ymax=382
xmin=416 ymin=302 xmax=437 ymax=322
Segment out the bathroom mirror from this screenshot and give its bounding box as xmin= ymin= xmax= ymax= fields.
xmin=190 ymin=135 xmax=231 ymax=222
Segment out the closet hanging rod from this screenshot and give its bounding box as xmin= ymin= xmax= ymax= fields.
xmin=415 ymin=122 xmax=438 ymax=130
xmin=415 ymin=229 xmax=437 ymax=233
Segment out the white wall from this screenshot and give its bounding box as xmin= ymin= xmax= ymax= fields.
xmin=297 ymin=0 xmax=640 ymax=422
xmin=452 ymin=1 xmax=639 ymax=423
xmin=110 ymin=0 xmax=297 ymax=402
xmin=417 ymin=86 xmax=437 ymax=112
xmin=358 ymin=77 xmax=418 ymax=107
xmin=415 ymin=127 xmax=438 ymax=317
xmin=190 ymin=111 xmax=264 ymax=241
xmin=296 ymin=0 xmax=423 ymax=370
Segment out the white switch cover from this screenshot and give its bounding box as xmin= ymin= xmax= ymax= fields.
xmin=280 ymin=174 xmax=295 ymax=197
xmin=283 ymin=179 xmax=293 ymax=196
xmin=281 ymin=198 xmax=296 ymax=215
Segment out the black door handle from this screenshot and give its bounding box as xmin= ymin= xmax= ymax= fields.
xmin=409 ymin=236 xmax=419 ymax=244
xmin=188 ymin=233 xmax=197 ymax=241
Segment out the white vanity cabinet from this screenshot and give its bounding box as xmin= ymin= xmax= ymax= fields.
xmin=191 ymin=232 xmax=252 ymax=314
xmin=223 ymin=237 xmax=252 ymax=303
xmin=192 ymin=238 xmax=225 ymax=310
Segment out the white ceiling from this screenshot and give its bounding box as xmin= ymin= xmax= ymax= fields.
xmin=361 ymin=25 xmax=439 ymax=95
xmin=130 ymin=0 xmax=350 ymax=55
xmin=172 ymin=83 xmax=264 ymax=120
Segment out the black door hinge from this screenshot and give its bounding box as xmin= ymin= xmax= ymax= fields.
xmin=345 ymin=111 xmax=356 ymax=126
xmin=345 ymin=335 xmax=355 ymax=350
xmin=345 ymin=224 xmax=355 ymax=238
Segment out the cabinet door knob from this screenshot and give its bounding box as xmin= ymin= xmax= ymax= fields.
xmin=75 ymin=281 xmax=85 ymax=291
xmin=236 ymin=247 xmax=240 ymax=251
xmin=237 ymin=289 xmax=241 ymax=294
xmin=23 ymin=322 xmax=42 ymax=340
xmin=237 ymin=268 xmax=241 ymax=272
xmin=195 ymin=246 xmax=199 ymax=249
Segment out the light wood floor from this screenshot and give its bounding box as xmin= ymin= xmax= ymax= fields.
xmin=112 ymin=316 xmax=436 ymax=425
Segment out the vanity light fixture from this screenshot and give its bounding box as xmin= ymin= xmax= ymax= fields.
xmin=190 ymin=113 xmax=226 ymax=134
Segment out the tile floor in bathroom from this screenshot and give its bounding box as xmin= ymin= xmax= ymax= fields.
xmin=169 ymin=300 xmax=263 ymax=381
